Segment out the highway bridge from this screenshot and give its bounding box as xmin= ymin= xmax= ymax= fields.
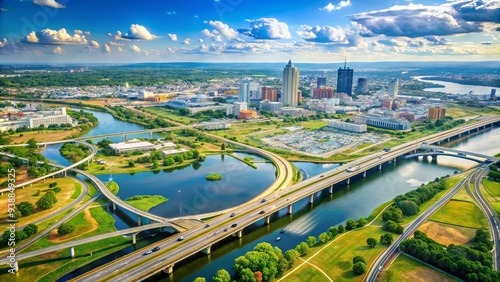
xmin=71 ymin=115 xmax=500 ymax=281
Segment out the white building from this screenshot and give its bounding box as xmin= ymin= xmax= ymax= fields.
xmin=326 ymin=120 xmax=367 ymax=133
xmin=162 ymin=148 xmax=189 ymax=156
xmin=233 ymin=102 xmax=247 ymax=116
xmin=282 ymin=60 xmax=299 ymax=107
xmin=388 ymin=79 xmax=399 ymax=99
xmin=109 ymin=140 xmax=155 ymax=154
xmin=138 ymin=91 xmax=153 ymax=100
xmin=279 ymin=107 xmax=315 ymax=117
xmin=239 ymin=79 xmax=261 ymax=104
xmin=259 ymin=101 xmax=283 ymax=113
xmin=226 ymin=104 xmax=234 ymax=116
xmin=28 ymin=107 xmax=73 ymax=128
xmin=200 ymin=121 xmax=231 ymax=130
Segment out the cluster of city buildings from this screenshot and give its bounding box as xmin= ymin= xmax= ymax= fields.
xmin=0 ymin=105 xmax=75 ymax=132
xmin=108 ymin=138 xmax=189 ymax=157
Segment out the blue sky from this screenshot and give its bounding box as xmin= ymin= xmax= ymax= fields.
xmin=0 ymin=0 xmax=498 ymax=63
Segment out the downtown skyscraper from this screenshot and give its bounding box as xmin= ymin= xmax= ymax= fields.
xmin=281 ymin=60 xmax=299 ymax=107
xmin=337 ymin=61 xmax=354 ymax=96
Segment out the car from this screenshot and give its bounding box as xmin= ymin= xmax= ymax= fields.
xmin=204 ymin=224 xmax=210 ymax=228
xmin=143 ymin=250 xmax=152 ymax=255
xmin=259 ymin=210 xmax=265 ymax=214
xmin=152 ymin=246 xmax=160 ymax=252
xmin=320 ymin=175 xmax=324 ymax=178
xmin=261 ymin=199 xmax=266 ymax=203
xmin=230 ymin=212 xmax=236 ymax=217
xmin=177 ymin=236 xmax=184 ymax=241
xmin=223 ymin=228 xmax=228 ymax=232
xmin=231 ymin=223 xmax=238 ymax=228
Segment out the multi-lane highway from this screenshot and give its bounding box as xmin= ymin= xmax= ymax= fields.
xmin=73 ymin=116 xmax=500 ymax=281
xmin=366 ymin=168 xmax=485 ymax=282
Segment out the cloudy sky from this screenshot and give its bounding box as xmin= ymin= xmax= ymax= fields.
xmin=0 ymin=0 xmax=498 ymax=63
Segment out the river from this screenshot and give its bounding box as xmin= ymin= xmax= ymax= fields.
xmin=414 ymin=76 xmax=500 ymax=95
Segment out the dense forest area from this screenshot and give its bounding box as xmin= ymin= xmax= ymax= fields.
xmin=0 ymin=67 xmax=272 ymax=88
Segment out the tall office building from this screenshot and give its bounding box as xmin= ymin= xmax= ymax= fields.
xmin=491 ymin=89 xmax=497 ymax=99
xmin=428 ymin=107 xmax=446 ymax=120
xmin=337 ymin=61 xmax=353 ymax=96
xmin=355 ymin=78 xmax=368 ymax=94
xmin=239 ymin=79 xmax=260 ymax=104
xmin=388 ymin=78 xmax=399 ymax=99
xmin=317 ymin=77 xmax=327 ymax=87
xmin=282 ymin=60 xmax=299 ymax=107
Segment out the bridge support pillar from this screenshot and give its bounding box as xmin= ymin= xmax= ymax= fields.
xmin=202 ymin=245 xmax=212 ymax=255
xmin=112 ymin=202 xmax=116 ymax=211
xmin=265 ymin=215 xmax=270 ymax=225
xmin=163 ymin=265 xmax=174 ymax=275
xmin=150 ymin=132 xmax=153 ymax=139
xmin=346 ymin=178 xmax=350 ymax=185
xmin=64 ymin=170 xmax=67 ymax=177
xmin=122 ymin=135 xmax=126 ymax=142
xmin=329 ymin=185 xmax=333 ymax=194
xmin=393 ymin=158 xmax=396 ymax=163
xmin=287 ymin=204 xmax=293 ymax=214
xmin=309 ymin=194 xmax=314 ymax=204
xmin=459 ymin=133 xmax=461 ymax=137
xmin=379 ymin=164 xmax=382 ymax=170
xmin=437 ymin=141 xmax=440 ymax=145
xmin=132 ymin=233 xmax=137 ymax=244
xmin=236 ymin=230 xmax=242 ymax=238
xmin=70 ymin=247 xmax=75 ymax=258
xmin=137 ymin=215 xmax=142 ymax=226
xmin=447 ymin=137 xmax=450 ymax=142
xmin=14 ymin=261 xmax=18 ymax=272
xmin=468 ymin=130 xmax=470 ymax=134
xmin=362 ymin=171 xmax=366 ymax=178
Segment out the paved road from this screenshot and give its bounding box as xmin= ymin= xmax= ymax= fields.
xmin=365 ymin=168 xmax=485 ymax=282
xmin=74 ymin=117 xmax=500 ymax=281
xmin=467 ymin=165 xmax=500 ymax=270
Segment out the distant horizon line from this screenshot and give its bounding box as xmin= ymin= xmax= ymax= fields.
xmin=1 ymin=60 xmax=500 ymax=66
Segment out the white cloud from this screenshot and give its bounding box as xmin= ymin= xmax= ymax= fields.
xmin=320 ymin=0 xmax=351 ymax=12
xmin=130 ymin=45 xmax=141 ymax=52
xmin=111 ymin=24 xmax=161 ymax=40
xmin=168 ymin=34 xmax=178 ymax=41
xmin=166 ymin=11 xmax=176 ymax=15
xmin=89 ymin=40 xmax=99 ymax=48
xmin=238 ymin=18 xmax=291 ymax=40
xmin=117 ymin=47 xmax=123 ymax=52
xmin=198 ymin=38 xmax=204 ymax=43
xmin=201 ymin=29 xmax=223 ymax=42
xmin=0 ymin=38 xmax=7 ymax=48
xmin=24 ymin=28 xmax=88 ymax=44
xmin=53 ymin=46 xmax=63 ymax=54
xmin=208 ymin=21 xmax=238 ymax=40
xmin=103 ymin=44 xmax=111 ymax=53
xmin=183 ymin=38 xmax=191 ymax=45
xmin=297 ymin=25 xmax=355 ymax=44
xmin=34 ymin=0 xmax=65 ymax=9
xmin=74 ymin=30 xmax=83 ymax=35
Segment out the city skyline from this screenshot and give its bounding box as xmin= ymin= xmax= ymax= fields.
xmin=0 ymin=0 xmax=498 ymax=63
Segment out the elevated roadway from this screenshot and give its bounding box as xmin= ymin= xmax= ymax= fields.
xmin=405 ymin=152 xmax=491 ymax=163
xmin=73 ymin=115 xmax=500 ymax=281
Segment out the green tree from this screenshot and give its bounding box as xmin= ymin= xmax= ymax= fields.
xmin=23 ymin=224 xmax=38 ymax=237
xmin=353 ymin=256 xmax=366 ymax=264
xmin=239 ymin=268 xmax=256 ymax=282
xmin=358 ymin=217 xmax=368 ymax=227
xmin=307 ymin=236 xmax=317 ymax=247
xmin=212 ymin=269 xmax=231 ymax=282
xmin=49 ymin=182 xmax=58 ymax=188
xmin=27 ymin=138 xmax=37 ymax=148
xmin=284 ymin=249 xmax=299 ymax=268
xmin=397 ymin=200 xmax=419 ymax=215
xmin=193 ymin=278 xmax=206 ymax=282
xmin=318 ymin=232 xmax=329 ymax=244
xmin=17 ymin=201 xmax=34 ymax=216
xmin=163 ymin=156 xmax=175 ymax=166
xmin=295 ymin=242 xmax=310 ymax=256
xmin=221 ymin=143 xmax=226 ymax=150
xmin=128 ymin=160 xmax=135 ymax=167
xmin=352 ymin=262 xmax=367 ymax=275
xmin=58 ymin=222 xmax=75 ymax=235
xmin=192 ymin=150 xmax=200 ymax=159
xmin=346 ymin=219 xmax=356 ymax=230
xmin=367 ymin=237 xmax=377 ymax=248
xmin=152 ymin=161 xmax=159 ymax=170
xmin=380 ymin=234 xmax=394 ymax=245
xmin=328 ymin=226 xmax=338 ymax=239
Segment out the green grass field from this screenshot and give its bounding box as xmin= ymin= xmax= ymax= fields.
xmin=284 ymin=262 xmax=333 ymax=282
xmin=429 ymin=199 xmax=488 ymax=229
xmin=140 ymin=106 xmax=197 ymax=124
xmin=484 ymin=179 xmax=500 ymax=196
xmin=106 ymin=181 xmax=119 ymax=194
xmin=125 ymin=195 xmax=168 ymax=211
xmin=382 ymin=254 xmax=455 ymax=282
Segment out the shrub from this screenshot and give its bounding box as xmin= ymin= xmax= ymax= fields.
xmin=58 ymin=223 xmax=75 ymax=235
xmin=352 ymin=262 xmax=367 ymax=275
xmin=53 ymin=187 xmax=62 ymax=193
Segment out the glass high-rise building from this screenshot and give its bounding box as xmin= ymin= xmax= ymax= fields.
xmin=337 ymin=62 xmax=353 ymax=96
xmin=282 ymin=60 xmax=299 ymax=107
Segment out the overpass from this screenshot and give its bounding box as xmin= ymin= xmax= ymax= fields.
xmin=421 ymin=144 xmax=496 ymax=162
xmin=72 ymin=115 xmax=500 ymax=281
xmin=405 ymin=152 xmax=491 ymax=163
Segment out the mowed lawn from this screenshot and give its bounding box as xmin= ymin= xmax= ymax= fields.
xmin=430 ymin=199 xmax=488 ymax=229
xmin=484 ymin=179 xmax=500 ymax=197
xmin=281 ymin=226 xmax=392 ymax=282
xmin=382 ymin=254 xmax=456 ymax=282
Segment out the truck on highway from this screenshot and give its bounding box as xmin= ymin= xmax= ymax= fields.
xmin=383 ymin=148 xmax=391 ymax=152
xmin=346 ymin=165 xmax=361 ymax=173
